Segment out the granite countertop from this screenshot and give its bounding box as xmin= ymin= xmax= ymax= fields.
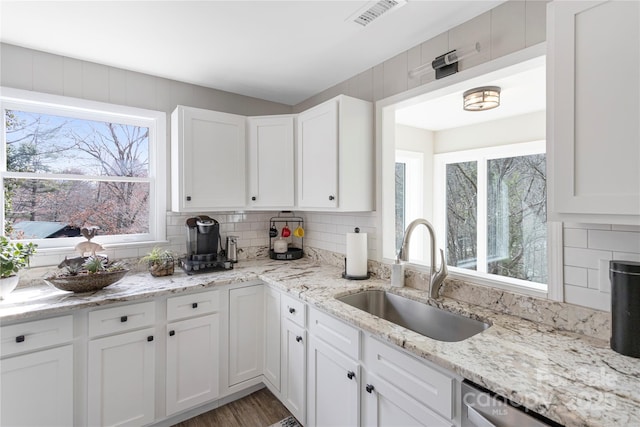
xmin=1 ymin=258 xmax=638 ymax=427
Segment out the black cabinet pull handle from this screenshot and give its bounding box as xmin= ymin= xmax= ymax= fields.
xmin=169 ymin=330 xmax=175 ymax=337
xmin=347 ymin=371 xmax=355 ymax=380
xmin=192 ymin=302 xmax=198 ymax=309
xmin=120 ymin=316 xmax=128 ymax=322
xmin=329 ymin=195 xmax=335 ymax=201
xmin=186 ymin=196 xmax=191 ymax=201
xmin=147 ymin=336 xmax=154 ymax=342
xmin=289 ymin=307 xmax=295 ymax=314
xmin=296 ymin=336 xmax=303 ymax=343
xmin=366 ymin=384 xmax=374 ymax=394
xmin=251 ymin=196 xmax=256 ymax=201
xmin=15 ymin=335 xmax=25 ymax=343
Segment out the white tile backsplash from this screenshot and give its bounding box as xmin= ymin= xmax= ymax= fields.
xmin=563 ymin=223 xmax=640 ymax=311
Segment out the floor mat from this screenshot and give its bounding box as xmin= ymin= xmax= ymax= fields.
xmin=268 ymin=415 xmax=301 ymax=427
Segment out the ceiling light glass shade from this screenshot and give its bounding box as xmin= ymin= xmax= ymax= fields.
xmin=463 ymin=86 xmax=501 ymax=111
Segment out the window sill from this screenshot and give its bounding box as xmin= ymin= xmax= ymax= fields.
xmin=447 ymin=268 xmax=548 ymax=299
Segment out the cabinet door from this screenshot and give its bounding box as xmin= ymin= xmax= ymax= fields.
xmin=248 ymin=116 xmax=295 ymax=208
xmin=297 ymin=99 xmax=338 ymax=208
xmin=166 ymin=314 xmax=220 ymax=416
xmin=362 ymin=372 xmax=452 ymax=427
xmin=264 ymin=287 xmax=281 ymax=392
xmin=88 ymin=328 xmax=156 ymax=427
xmin=1 ymin=345 xmax=73 ymax=426
xmin=172 ymin=106 xmax=246 ymax=211
xmin=228 ymin=285 xmax=265 ymax=386
xmin=548 ymin=0 xmax=640 ymax=223
xmin=307 ymin=335 xmax=359 ymax=427
xmin=282 ymin=319 xmax=306 ymax=424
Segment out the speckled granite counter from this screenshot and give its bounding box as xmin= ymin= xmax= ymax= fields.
xmin=1 ymin=258 xmax=638 ymax=427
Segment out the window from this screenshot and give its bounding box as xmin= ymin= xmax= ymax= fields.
xmin=434 ymin=141 xmax=547 ymax=290
xmin=395 ymin=150 xmax=424 ymax=260
xmin=1 ymin=88 xmax=166 ymax=248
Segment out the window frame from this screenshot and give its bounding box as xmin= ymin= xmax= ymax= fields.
xmin=1 ymin=87 xmax=167 ymax=249
xmin=433 ymin=140 xmax=550 ymax=294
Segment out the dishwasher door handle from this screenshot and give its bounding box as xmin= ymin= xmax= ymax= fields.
xmin=466 ymin=404 xmax=497 ymax=427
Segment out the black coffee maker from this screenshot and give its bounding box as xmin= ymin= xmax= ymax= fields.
xmin=181 ymin=215 xmax=233 ymax=274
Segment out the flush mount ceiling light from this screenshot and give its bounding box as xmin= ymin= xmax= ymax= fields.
xmin=463 ymin=86 xmax=501 ymax=111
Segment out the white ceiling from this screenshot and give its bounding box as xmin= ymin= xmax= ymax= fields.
xmin=0 ymin=0 xmax=504 ymax=106
xmin=395 ymin=62 xmax=546 ymax=131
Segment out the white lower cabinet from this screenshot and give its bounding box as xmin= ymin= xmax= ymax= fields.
xmin=0 ymin=315 xmax=74 ymax=427
xmin=264 ymin=286 xmax=282 ymax=393
xmin=282 ymin=318 xmax=306 ymax=423
xmin=228 ymin=284 xmax=265 ymax=387
xmin=87 ymin=302 xmax=157 ymax=426
xmin=88 ymin=327 xmax=156 ymax=427
xmin=362 ymin=371 xmax=452 ymax=427
xmin=166 ymin=313 xmax=220 ymax=416
xmin=307 ymin=334 xmax=360 ymax=427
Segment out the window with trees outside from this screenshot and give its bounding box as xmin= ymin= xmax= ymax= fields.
xmin=433 ymin=141 xmax=547 ymax=291
xmin=1 ymin=89 xmax=166 ymax=248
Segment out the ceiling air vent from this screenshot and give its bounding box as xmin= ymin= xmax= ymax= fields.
xmin=350 ymin=0 xmax=407 ymax=27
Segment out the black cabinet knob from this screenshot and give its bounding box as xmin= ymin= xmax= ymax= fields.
xmin=186 ymin=196 xmax=192 ymax=201
xmin=366 ymin=384 xmax=375 ymax=394
xmin=147 ymin=336 xmax=154 ymax=342
xmin=120 ymin=316 xmax=128 ymax=322
xmin=169 ymin=330 xmax=175 ymax=337
xmin=296 ymin=336 xmax=303 ymax=343
xmin=329 ymin=195 xmax=335 ymax=201
xmin=347 ymin=371 xmax=355 ymax=380
xmin=289 ymin=307 xmax=295 ymax=314
xmin=15 ymin=335 xmax=25 ymax=343
xmin=251 ymin=196 xmax=257 ymax=201
xmin=192 ymin=302 xmax=198 ymax=309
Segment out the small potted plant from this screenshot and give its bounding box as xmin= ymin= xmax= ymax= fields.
xmin=0 ymin=236 xmax=37 ymax=299
xmin=141 ymin=247 xmax=175 ymax=277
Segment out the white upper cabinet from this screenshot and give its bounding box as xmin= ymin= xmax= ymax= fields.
xmin=547 ymin=0 xmax=640 ymax=224
xmin=171 ymin=106 xmax=246 ymax=212
xmin=297 ymin=95 xmax=373 ymax=211
xmin=247 ymin=116 xmax=295 ymax=208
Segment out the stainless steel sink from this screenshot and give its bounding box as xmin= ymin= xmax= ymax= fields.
xmin=337 ymin=290 xmax=489 ymax=342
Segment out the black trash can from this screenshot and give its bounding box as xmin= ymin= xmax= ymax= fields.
xmin=610 ymin=260 xmax=640 ymax=358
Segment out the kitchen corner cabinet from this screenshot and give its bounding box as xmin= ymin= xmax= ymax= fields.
xmin=263 ymin=286 xmax=281 ymax=393
xmin=171 ymin=105 xmax=246 ymax=211
xmin=547 ymin=0 xmax=640 ymax=224
xmin=87 ymin=302 xmax=156 ymax=426
xmin=0 ymin=316 xmax=73 ymax=426
xmin=247 ymin=116 xmax=295 ymax=208
xmin=297 ymin=95 xmax=373 ymax=211
xmin=228 ymin=285 xmax=265 ymax=388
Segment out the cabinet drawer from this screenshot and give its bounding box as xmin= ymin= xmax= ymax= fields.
xmin=167 ymin=289 xmax=220 ymax=321
xmin=89 ymin=301 xmax=156 ymax=337
xmin=1 ymin=315 xmax=73 ymax=357
xmin=282 ymin=294 xmax=306 ymax=327
xmin=308 ymin=307 xmax=359 ymax=360
xmin=364 ymin=335 xmax=455 ymax=419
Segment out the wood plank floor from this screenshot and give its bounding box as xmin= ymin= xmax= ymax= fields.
xmin=173 ymin=388 xmax=293 ymax=427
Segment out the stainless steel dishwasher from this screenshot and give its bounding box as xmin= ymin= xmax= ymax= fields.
xmin=461 ymin=381 xmax=564 ymax=427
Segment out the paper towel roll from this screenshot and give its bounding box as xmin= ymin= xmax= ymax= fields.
xmin=346 ymin=230 xmax=368 ymax=277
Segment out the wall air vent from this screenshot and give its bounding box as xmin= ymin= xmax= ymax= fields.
xmin=349 ymin=0 xmax=407 ymax=27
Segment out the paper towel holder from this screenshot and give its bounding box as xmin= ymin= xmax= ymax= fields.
xmin=342 ymin=227 xmax=370 ymax=280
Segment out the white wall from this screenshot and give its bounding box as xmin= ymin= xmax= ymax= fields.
xmin=433 ymin=110 xmax=545 ymax=153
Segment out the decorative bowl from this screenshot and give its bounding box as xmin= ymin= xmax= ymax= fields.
xmin=45 ymin=269 xmax=130 ymax=293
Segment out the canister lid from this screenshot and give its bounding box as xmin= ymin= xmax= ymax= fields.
xmin=610 ymin=260 xmax=640 ymax=275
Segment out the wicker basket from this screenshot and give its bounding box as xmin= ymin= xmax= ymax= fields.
xmin=45 ymin=269 xmax=130 ymax=293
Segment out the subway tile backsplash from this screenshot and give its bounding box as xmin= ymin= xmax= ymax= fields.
xmin=563 ymin=223 xmax=640 ymax=311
